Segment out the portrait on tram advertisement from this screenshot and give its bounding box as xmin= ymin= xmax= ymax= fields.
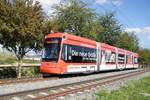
xmin=102 ymin=50 xmax=116 ymax=64
xmin=127 ymin=55 xmax=132 ymax=64
xmin=101 ymin=50 xmax=106 ymax=64
xmin=110 ymin=53 xmax=116 ymax=63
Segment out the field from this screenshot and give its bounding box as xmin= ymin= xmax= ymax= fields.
xmin=96 ymin=76 xmax=150 ymax=100
xmin=0 ymin=52 xmax=16 ymax=64
xmin=0 ymin=51 xmax=39 ymax=64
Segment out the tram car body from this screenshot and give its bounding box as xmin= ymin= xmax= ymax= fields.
xmin=40 ymin=32 xmax=139 ymax=74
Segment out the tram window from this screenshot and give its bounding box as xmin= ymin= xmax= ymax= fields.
xmin=126 ymin=55 xmax=128 ymax=64
xmin=134 ymin=57 xmax=138 ymax=64
xmin=118 ymin=54 xmax=125 ymax=64
xmin=61 ymin=45 xmax=68 ymax=61
xmin=42 ymin=38 xmax=61 ymax=62
xmin=132 ymin=56 xmax=134 ymax=64
xmin=61 ymin=44 xmax=96 ymax=63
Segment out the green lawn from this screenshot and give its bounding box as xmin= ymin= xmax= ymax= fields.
xmin=96 ymin=76 xmax=150 ymax=100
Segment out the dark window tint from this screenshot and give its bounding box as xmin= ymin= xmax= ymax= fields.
xmin=61 ymin=44 xmax=96 ymax=63
xmin=126 ymin=55 xmax=128 ymax=64
xmin=118 ymin=54 xmax=125 ymax=64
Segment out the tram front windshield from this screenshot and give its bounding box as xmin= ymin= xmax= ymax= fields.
xmin=42 ymin=38 xmax=61 ymax=62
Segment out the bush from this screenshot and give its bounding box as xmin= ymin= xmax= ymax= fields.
xmin=22 ymin=67 xmax=41 ymax=77
xmin=0 ymin=67 xmax=17 ymax=78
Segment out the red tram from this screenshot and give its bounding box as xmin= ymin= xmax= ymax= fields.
xmin=40 ymin=32 xmax=139 ymax=74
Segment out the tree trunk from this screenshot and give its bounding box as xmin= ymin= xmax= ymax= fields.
xmin=17 ymin=59 xmax=22 ymax=78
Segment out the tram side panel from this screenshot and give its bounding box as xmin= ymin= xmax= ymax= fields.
xmin=117 ymin=48 xmax=126 ymax=70
xmin=133 ymin=53 xmax=139 ymax=68
xmin=62 ymin=38 xmax=97 ymax=74
xmin=126 ymin=51 xmax=134 ymax=69
xmin=99 ymin=43 xmax=117 ymax=71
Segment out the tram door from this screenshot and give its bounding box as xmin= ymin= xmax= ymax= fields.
xmin=96 ymin=42 xmax=101 ymax=71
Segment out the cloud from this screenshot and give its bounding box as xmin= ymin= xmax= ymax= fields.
xmin=125 ymin=26 xmax=150 ymax=49
xmin=35 ymin=0 xmax=61 ymax=14
xmin=95 ymin=0 xmax=108 ymax=4
xmin=125 ymin=26 xmax=150 ymax=34
xmin=95 ymin=0 xmax=123 ymax=6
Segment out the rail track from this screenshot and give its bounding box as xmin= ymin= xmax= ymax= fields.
xmin=0 ymin=76 xmax=59 ymax=85
xmin=0 ymin=69 xmax=149 ymax=100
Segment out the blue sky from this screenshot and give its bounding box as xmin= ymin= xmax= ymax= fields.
xmin=36 ymin=0 xmax=150 ymax=49
xmin=89 ymin=0 xmax=150 ymax=49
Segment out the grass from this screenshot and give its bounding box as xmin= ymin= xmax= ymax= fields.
xmin=96 ymin=76 xmax=150 ymax=100
xmin=0 ymin=52 xmax=16 ymax=64
xmin=0 ymin=52 xmax=40 ymax=64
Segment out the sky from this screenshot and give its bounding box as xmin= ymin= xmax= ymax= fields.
xmin=36 ymin=0 xmax=150 ymax=49
xmin=92 ymin=0 xmax=150 ymax=49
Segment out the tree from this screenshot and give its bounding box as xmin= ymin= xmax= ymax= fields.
xmin=138 ymin=48 xmax=150 ymax=65
xmin=96 ymin=12 xmax=122 ymax=46
xmin=0 ymin=0 xmax=45 ymax=78
xmin=117 ymin=32 xmax=139 ymax=52
xmin=52 ymin=0 xmax=100 ymax=40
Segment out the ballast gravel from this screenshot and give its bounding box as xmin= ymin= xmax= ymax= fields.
xmin=0 ymin=69 xmax=145 ymax=96
xmin=61 ymin=70 xmax=150 ymax=100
